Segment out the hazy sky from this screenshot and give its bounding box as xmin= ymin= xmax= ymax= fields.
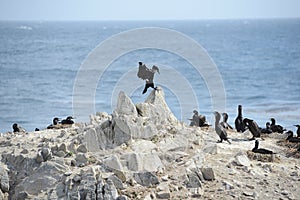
xmin=0 ymin=0 xmax=299 ymax=20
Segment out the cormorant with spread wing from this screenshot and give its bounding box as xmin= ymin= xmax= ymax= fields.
xmin=137 ymin=62 xmax=160 ymax=94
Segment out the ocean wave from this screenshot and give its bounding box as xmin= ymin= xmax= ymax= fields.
xmin=18 ymin=25 xmax=33 ymax=30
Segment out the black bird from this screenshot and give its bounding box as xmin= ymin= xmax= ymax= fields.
xmin=61 ymin=116 xmax=74 ymax=125
xmin=252 ymin=140 xmax=274 ymax=154
xmin=189 ymin=110 xmax=209 ymax=127
xmin=220 ymin=113 xmax=233 ymax=130
xmin=235 ymin=105 xmax=246 ymax=132
xmin=12 ymin=123 xmax=26 ymax=133
xmin=189 ymin=110 xmax=200 ymax=127
xmin=270 ymin=118 xmax=285 ymax=133
xmin=294 ymin=125 xmax=300 ymax=137
xmin=35 ymin=128 xmax=40 ymax=131
xmin=286 ymin=131 xmax=300 ymax=143
xmin=243 ymin=118 xmax=261 ymax=140
xmin=47 ymin=117 xmax=61 ymax=129
xmin=260 ymin=122 xmax=272 ymax=134
xmin=213 ymin=111 xmax=231 ymax=144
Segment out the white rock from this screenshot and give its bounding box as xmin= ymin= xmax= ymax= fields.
xmin=103 ymin=155 xmax=123 ymax=172
xmin=122 ymin=152 xmax=163 ymax=172
xmin=116 ymin=91 xmax=138 ymax=116
xmin=130 ymin=140 xmax=157 ymax=152
xmin=235 ymin=153 xmax=251 ymax=167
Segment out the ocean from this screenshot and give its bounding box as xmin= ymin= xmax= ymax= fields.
xmin=0 ymin=19 xmax=300 ymax=133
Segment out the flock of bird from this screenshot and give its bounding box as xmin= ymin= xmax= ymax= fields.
xmin=190 ymin=105 xmax=300 ymax=154
xmin=9 ymin=104 xmax=300 ymax=155
xmin=11 ymin=116 xmax=75 ymax=133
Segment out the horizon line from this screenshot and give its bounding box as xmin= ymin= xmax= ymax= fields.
xmin=0 ymin=16 xmax=300 ymax=22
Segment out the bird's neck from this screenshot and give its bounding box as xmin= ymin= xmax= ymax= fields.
xmin=215 ymin=118 xmax=220 ymax=126
xmin=238 ymin=109 xmax=242 ymax=117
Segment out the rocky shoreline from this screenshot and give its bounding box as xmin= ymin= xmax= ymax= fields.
xmin=0 ymin=88 xmax=299 ymax=200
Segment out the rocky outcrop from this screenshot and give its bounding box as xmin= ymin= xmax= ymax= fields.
xmin=0 ymin=88 xmax=207 ymax=199
xmin=79 ymin=88 xmax=180 ymax=152
xmin=1 ymin=87 xmax=298 ymax=199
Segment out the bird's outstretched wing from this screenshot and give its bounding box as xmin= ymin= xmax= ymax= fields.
xmin=137 ymin=64 xmax=151 ymax=80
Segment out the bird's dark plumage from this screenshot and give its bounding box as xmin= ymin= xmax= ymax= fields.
xmin=47 ymin=117 xmax=61 ymax=129
xmin=235 ymin=105 xmax=246 ymax=132
xmin=61 ymin=116 xmax=74 ymax=125
xmin=220 ymin=113 xmax=233 ymax=130
xmin=243 ymin=118 xmax=261 ymax=140
xmin=189 ymin=110 xmax=209 ymax=127
xmin=260 ymin=122 xmax=272 ymax=134
xmin=214 ymin=111 xmax=231 ymax=144
xmin=286 ymin=131 xmax=300 ymax=143
xmin=12 ymin=123 xmax=25 ymax=133
xmin=270 ymin=118 xmax=285 ymax=133
xmin=252 ymin=140 xmax=274 ymax=154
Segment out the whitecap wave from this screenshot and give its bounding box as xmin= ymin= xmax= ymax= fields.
xmin=18 ymin=25 xmax=33 ymax=30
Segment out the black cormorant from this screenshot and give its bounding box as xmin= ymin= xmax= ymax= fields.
xmin=213 ymin=111 xmax=231 ymax=144
xmin=260 ymin=122 xmax=272 ymax=134
xmin=270 ymin=118 xmax=285 ymax=133
xmin=235 ymin=105 xmax=246 ymax=132
xmin=286 ymin=131 xmax=300 ymax=143
xmin=252 ymin=140 xmax=274 ymax=154
xmin=220 ymin=113 xmax=233 ymax=130
xmin=243 ymin=118 xmax=261 ymax=140
xmin=61 ymin=116 xmax=74 ymax=125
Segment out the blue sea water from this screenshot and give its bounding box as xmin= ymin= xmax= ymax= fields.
xmin=0 ymin=19 xmax=300 ymax=133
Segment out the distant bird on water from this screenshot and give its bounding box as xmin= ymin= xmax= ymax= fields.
xmin=252 ymin=140 xmax=274 ymax=154
xmin=235 ymin=105 xmax=246 ymax=132
xmin=213 ymin=111 xmax=231 ymax=144
xmin=243 ymin=118 xmax=261 ymax=140
xmin=270 ymin=118 xmax=285 ymax=133
xmin=220 ymin=113 xmax=233 ymax=130
xmin=12 ymin=123 xmax=26 ymax=133
xmin=61 ymin=116 xmax=74 ymax=125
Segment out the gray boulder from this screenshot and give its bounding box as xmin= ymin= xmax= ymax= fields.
xmin=200 ymin=168 xmax=215 ymax=181
xmin=133 ymin=172 xmax=159 ymax=187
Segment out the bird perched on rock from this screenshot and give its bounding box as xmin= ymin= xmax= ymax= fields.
xmin=213 ymin=111 xmax=231 ymax=144
xmin=47 ymin=117 xmax=61 ymax=129
xmin=260 ymin=122 xmax=272 ymax=134
xmin=12 ymin=123 xmax=26 ymax=133
xmin=252 ymin=140 xmax=274 ymax=154
xmin=61 ymin=116 xmax=74 ymax=125
xmin=137 ymin=62 xmax=160 ymax=94
xmin=235 ymin=105 xmax=246 ymax=132
xmin=189 ymin=110 xmax=209 ymax=127
xmin=286 ymin=131 xmax=300 ymax=143
xmin=220 ymin=113 xmax=233 ymax=130
xmin=294 ymin=125 xmax=300 ymax=137
xmin=243 ymin=118 xmax=261 ymax=140
xmin=270 ymin=118 xmax=285 ymax=133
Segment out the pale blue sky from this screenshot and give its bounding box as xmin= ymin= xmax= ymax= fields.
xmin=0 ymin=0 xmax=299 ymax=20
